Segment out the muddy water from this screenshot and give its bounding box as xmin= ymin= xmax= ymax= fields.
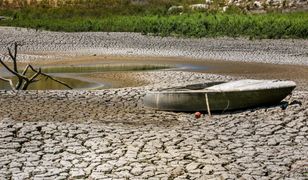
xmin=0 ymin=64 xmax=170 ymax=90
xmin=2 ymin=55 xmax=308 ymax=90
xmin=0 ymin=76 xmax=97 ymax=90
xmin=51 ymin=55 xmax=308 ymax=90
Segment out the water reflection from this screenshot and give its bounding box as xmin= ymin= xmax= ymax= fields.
xmin=42 ymin=64 xmax=169 ymax=73
xmin=0 ymin=64 xmax=170 ymax=90
xmin=0 ymin=76 xmax=97 ymax=90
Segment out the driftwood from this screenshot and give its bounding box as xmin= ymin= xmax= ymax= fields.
xmin=0 ymin=42 xmax=72 ymax=90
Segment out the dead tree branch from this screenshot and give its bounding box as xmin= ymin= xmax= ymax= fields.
xmin=0 ymin=77 xmax=14 ymax=89
xmin=0 ymin=43 xmax=73 ymax=90
xmin=7 ymin=42 xmax=18 ymax=72
xmin=28 ymin=65 xmax=73 ymax=90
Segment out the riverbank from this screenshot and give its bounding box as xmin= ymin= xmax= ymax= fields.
xmin=0 ymin=27 xmax=308 ymax=65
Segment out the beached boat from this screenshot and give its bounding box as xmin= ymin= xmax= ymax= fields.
xmin=143 ymin=79 xmax=296 ymax=112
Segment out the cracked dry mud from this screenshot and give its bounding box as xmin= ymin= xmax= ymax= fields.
xmin=1 ymin=27 xmax=308 ymax=65
xmin=0 ymin=71 xmax=308 ymax=179
xmin=0 ymin=27 xmax=308 ymax=179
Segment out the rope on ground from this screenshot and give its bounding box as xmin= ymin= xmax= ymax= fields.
xmin=220 ymin=90 xmax=230 ymax=114
xmin=222 ymin=100 xmax=230 ymax=114
xmin=205 ymin=93 xmax=212 ymax=117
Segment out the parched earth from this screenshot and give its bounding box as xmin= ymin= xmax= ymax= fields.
xmin=0 ymin=71 xmax=308 ymax=179
xmin=1 ymin=27 xmax=308 ymax=65
xmin=0 ymin=27 xmax=308 ymax=179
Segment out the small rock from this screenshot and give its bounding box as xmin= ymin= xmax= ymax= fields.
xmin=170 ymin=166 xmax=184 ymax=177
xmin=70 ymin=169 xmax=85 ymax=179
xmin=186 ymin=162 xmax=201 ymax=171
xmin=130 ymin=166 xmax=143 ymax=176
xmin=96 ymin=163 xmax=114 ymax=173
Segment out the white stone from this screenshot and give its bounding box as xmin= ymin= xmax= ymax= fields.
xmin=189 ymin=4 xmax=209 ymax=11
xmin=168 ymin=6 xmax=184 ymax=13
xmin=253 ymin=1 xmax=263 ymax=9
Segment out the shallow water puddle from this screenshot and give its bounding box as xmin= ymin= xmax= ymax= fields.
xmin=41 ymin=64 xmax=170 ymax=73
xmin=0 ymin=64 xmax=170 ymax=90
xmin=0 ymin=76 xmax=97 ymax=90
xmin=173 ymin=64 xmax=209 ymax=71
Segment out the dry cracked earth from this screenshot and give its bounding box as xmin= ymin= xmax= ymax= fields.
xmin=0 ymin=27 xmax=308 ymax=179
xmin=0 ymin=72 xmax=308 ymax=179
xmin=1 ymin=27 xmax=308 ymax=65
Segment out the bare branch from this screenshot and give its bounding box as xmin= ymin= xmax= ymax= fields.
xmin=7 ymin=47 xmax=14 ymax=60
xmin=7 ymin=42 xmax=21 ymax=73
xmin=21 ymin=64 xmax=30 ymax=75
xmin=1 ymin=43 xmax=72 ymax=90
xmin=21 ymin=68 xmax=41 ymax=90
xmin=16 ymin=64 xmax=31 ymax=89
xmin=28 ymin=65 xmax=73 ymax=89
xmin=30 ymin=79 xmax=40 ymax=83
xmin=29 ymin=68 xmax=41 ymax=82
xmin=42 ymin=74 xmax=73 ymax=89
xmin=0 ymin=58 xmax=28 ymax=80
xmin=14 ymin=43 xmax=18 ymax=64
xmin=7 ymin=46 xmax=17 ymax=72
xmin=0 ymin=76 xmax=15 ymax=90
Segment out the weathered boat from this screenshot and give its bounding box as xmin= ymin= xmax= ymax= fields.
xmin=143 ymin=79 xmax=296 ymax=112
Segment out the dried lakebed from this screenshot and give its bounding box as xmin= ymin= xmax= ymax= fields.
xmin=0 ymin=71 xmax=307 ymax=179
xmin=0 ymin=27 xmax=307 ymax=179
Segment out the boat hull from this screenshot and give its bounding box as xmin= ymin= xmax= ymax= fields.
xmin=143 ymin=86 xmax=295 ymax=112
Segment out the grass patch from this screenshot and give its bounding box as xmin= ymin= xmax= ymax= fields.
xmin=0 ymin=5 xmax=307 ymax=39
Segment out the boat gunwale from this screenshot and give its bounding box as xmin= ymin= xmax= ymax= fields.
xmin=147 ymin=85 xmax=296 ymax=94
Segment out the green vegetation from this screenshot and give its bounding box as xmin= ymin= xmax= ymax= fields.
xmin=0 ymin=1 xmax=307 ymax=39
xmin=0 ymin=0 xmax=203 ymax=15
